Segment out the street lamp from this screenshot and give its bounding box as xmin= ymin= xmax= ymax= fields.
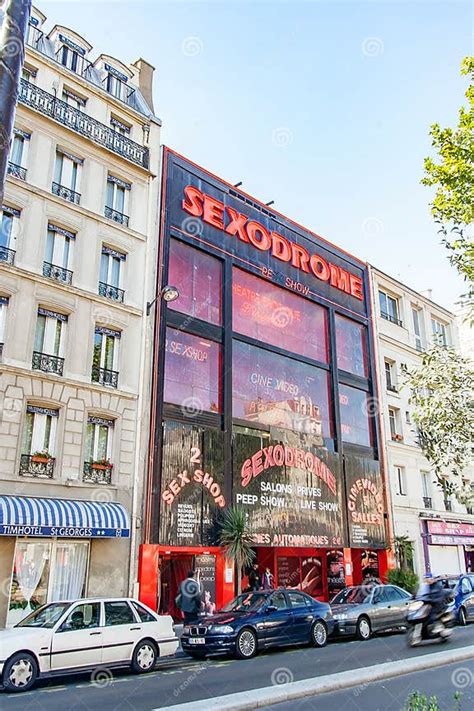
xmin=146 ymin=285 xmax=179 ymax=315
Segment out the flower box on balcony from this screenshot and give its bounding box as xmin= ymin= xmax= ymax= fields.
xmin=90 ymin=461 xmax=112 ymax=471
xmin=31 ymin=451 xmax=52 ymax=463
xmin=392 ymin=434 xmax=404 ymax=442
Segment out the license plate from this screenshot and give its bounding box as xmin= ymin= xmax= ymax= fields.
xmin=189 ymin=637 xmax=205 ymax=645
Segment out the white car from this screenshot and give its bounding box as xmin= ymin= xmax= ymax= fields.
xmin=0 ymin=597 xmax=178 ymax=693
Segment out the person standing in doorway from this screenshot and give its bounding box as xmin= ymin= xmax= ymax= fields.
xmin=261 ymin=567 xmax=275 ymax=590
xmin=177 ymin=571 xmax=202 ymax=624
xmin=248 ymin=563 xmax=261 ymax=591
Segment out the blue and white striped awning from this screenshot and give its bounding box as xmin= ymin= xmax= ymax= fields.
xmin=0 ymin=496 xmax=130 ymax=539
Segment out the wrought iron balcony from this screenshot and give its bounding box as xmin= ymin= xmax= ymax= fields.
xmin=83 ymin=461 xmax=113 ymax=485
xmin=98 ymin=281 xmax=125 ymax=303
xmin=18 ymin=80 xmax=149 ymax=169
xmin=7 ymin=162 xmax=27 ymax=180
xmin=32 ymin=351 xmax=64 ymax=376
xmin=20 ymin=453 xmax=55 ymax=479
xmin=43 ymin=261 xmax=73 ymax=285
xmin=91 ymin=365 xmax=119 ymax=388
xmin=381 ymin=311 xmax=403 ymax=328
xmin=423 ymin=496 xmax=432 ymax=509
xmin=104 ymin=205 xmax=129 ymax=227
xmin=0 ymin=246 xmax=16 ymax=265
xmin=52 ymin=182 xmax=81 ymax=205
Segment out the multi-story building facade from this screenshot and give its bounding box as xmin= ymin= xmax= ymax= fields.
xmin=370 ymin=267 xmax=474 ymax=578
xmin=0 ymin=5 xmax=160 ymax=626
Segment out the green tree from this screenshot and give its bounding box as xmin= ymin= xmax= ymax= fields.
xmin=422 ymin=56 xmax=474 ymax=310
xmin=402 ymin=346 xmax=474 ymax=503
xmin=218 ymin=507 xmax=255 ymax=595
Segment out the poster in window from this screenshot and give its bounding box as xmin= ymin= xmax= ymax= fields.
xmin=195 ymin=554 xmax=217 ymax=616
xmin=344 ymin=456 xmax=387 ymax=549
xmin=233 ymin=340 xmax=333 ymax=442
xmin=159 ymin=420 xmax=225 ymax=547
xmin=233 ymin=428 xmax=345 ymax=548
xmin=339 ymin=384 xmax=373 ymax=447
xmin=326 ymin=549 xmax=346 ymax=597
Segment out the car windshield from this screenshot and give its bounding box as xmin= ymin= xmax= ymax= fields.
xmin=222 ymin=593 xmax=268 ymax=612
xmin=331 ymin=586 xmax=373 ymax=605
xmin=16 ymin=602 xmax=72 ymax=628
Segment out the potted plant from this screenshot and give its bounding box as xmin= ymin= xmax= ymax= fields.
xmin=90 ymin=457 xmax=112 ymax=471
xmin=31 ymin=450 xmax=52 ymax=463
xmin=218 ymin=506 xmax=256 ymax=595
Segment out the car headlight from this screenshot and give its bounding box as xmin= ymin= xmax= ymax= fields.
xmin=333 ymin=614 xmax=348 ymax=620
xmin=182 ymin=625 xmax=191 ymax=635
xmin=409 ymin=601 xmax=424 ymax=612
xmin=208 ymin=625 xmax=234 ymax=634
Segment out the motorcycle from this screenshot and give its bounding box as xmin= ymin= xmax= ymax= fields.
xmin=406 ymin=598 xmax=454 ymax=647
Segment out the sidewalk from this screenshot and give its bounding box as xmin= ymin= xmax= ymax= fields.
xmin=156 ymin=644 xmax=474 ymax=711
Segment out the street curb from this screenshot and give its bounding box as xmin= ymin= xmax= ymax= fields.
xmin=156 ymin=644 xmax=474 ymax=710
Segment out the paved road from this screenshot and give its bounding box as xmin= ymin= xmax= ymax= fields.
xmin=264 ymin=659 xmax=474 ymax=710
xmin=1 ymin=627 xmax=474 ymax=710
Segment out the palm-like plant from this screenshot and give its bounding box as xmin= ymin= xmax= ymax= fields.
xmin=218 ymin=507 xmax=255 ymax=595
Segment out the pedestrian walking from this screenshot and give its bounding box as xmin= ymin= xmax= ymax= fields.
xmin=261 ymin=567 xmax=275 ymax=590
xmin=176 ymin=570 xmax=202 ymax=624
xmin=248 ymin=563 xmax=261 ymax=591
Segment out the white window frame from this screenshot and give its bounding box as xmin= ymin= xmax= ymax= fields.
xmin=94 ymin=329 xmax=119 ymax=372
xmin=0 ymin=207 xmax=20 ymax=251
xmin=431 ymin=317 xmax=448 ymax=347
xmin=85 ymin=417 xmax=113 ymax=462
xmin=106 ymin=178 xmax=130 ymax=217
xmin=100 ymin=248 xmax=124 ymax=288
xmin=388 ymin=407 xmax=400 ymax=439
xmin=106 ymin=73 xmax=125 ymax=100
xmin=23 ymin=407 xmax=59 ymax=456
xmin=395 ymin=466 xmax=406 ymax=496
xmin=9 ymin=131 xmax=30 ymax=168
xmin=379 ymin=290 xmax=400 ymax=324
xmin=22 ymin=63 xmax=37 ymax=83
xmin=59 ymin=44 xmax=80 ymax=72
xmin=34 ymin=311 xmax=66 ymax=358
xmin=384 ymin=360 xmax=397 ymax=391
xmin=45 ymin=227 xmax=74 ymax=271
xmin=412 ymin=307 xmax=424 ymax=351
xmin=0 ymin=297 xmax=9 ymax=344
xmin=421 ymin=471 xmax=431 ymax=499
xmin=54 ymin=151 xmax=82 ymax=194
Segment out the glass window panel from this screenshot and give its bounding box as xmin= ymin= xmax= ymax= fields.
xmin=54 ymin=153 xmax=63 ymax=184
xmin=167 ymin=239 xmax=222 ymax=325
xmin=99 ymin=253 xmax=109 ymax=283
xmin=70 ymin=162 xmax=78 ymax=192
xmin=115 ymin=186 xmax=125 ymax=213
xmin=105 ymin=181 xmax=114 ymax=209
xmin=45 ymin=230 xmax=55 ymax=263
xmin=232 ymin=268 xmax=328 ymax=363
xmin=232 ymin=340 xmax=333 ymax=440
xmin=85 ymin=423 xmax=94 ymax=461
xmin=104 ymin=335 xmax=115 ymax=370
xmin=11 ymin=135 xmax=24 ymax=165
xmin=53 ymin=320 xmax=62 ymax=356
xmin=339 ymin=384 xmax=372 ymax=447
xmin=164 ymin=327 xmax=221 ymax=413
xmin=34 ymin=314 xmax=46 ymax=352
xmin=63 ymin=237 xmax=70 ymax=269
xmin=7 ymin=541 xmax=51 ymax=626
xmin=111 ymin=257 xmax=120 ymax=287
xmin=335 ymin=314 xmax=368 ymax=377
xmin=23 ymin=411 xmax=34 ymax=453
xmin=0 ymin=212 xmax=13 ymax=248
xmin=93 ymin=333 xmax=102 ymax=368
xmin=43 ymin=415 xmax=52 ymax=451
xmin=97 ymin=425 xmax=109 ymax=459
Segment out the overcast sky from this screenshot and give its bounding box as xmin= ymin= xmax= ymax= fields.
xmin=41 ymin=0 xmax=472 ymax=310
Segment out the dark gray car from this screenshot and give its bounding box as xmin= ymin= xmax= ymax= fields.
xmin=331 ymin=584 xmax=412 ymax=640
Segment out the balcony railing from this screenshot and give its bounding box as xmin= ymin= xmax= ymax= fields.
xmin=98 ymin=281 xmax=125 ymax=303
xmin=0 ymin=246 xmax=16 ymax=265
xmin=52 ymin=182 xmax=81 ymax=205
xmin=91 ymin=365 xmax=119 ymax=388
xmin=381 ymin=311 xmax=403 ymax=328
xmin=19 ymin=454 xmax=55 ymax=479
xmin=83 ymin=461 xmax=113 ymax=485
xmin=32 ymin=351 xmax=64 ymax=376
xmin=18 ymin=79 xmax=149 ymax=169
xmin=423 ymin=496 xmax=432 ymax=509
xmin=7 ymin=162 xmax=27 ymax=181
xmin=104 ymin=205 xmax=129 ymax=227
xmin=43 ymin=261 xmax=73 ymax=285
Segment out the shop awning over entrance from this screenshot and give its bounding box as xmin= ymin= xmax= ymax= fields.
xmin=0 ymin=495 xmax=130 ymax=538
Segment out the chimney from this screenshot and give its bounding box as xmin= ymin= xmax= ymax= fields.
xmin=132 ymin=58 xmax=155 ymax=113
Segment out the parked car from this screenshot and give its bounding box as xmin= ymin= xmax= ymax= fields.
xmin=442 ymin=574 xmax=474 ymax=625
xmin=331 ymin=584 xmax=412 ymax=640
xmin=181 ymin=589 xmax=334 ymax=660
xmin=0 ymin=598 xmax=178 ymax=693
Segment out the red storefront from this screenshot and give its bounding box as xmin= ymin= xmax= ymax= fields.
xmin=139 ymin=149 xmax=392 ymax=617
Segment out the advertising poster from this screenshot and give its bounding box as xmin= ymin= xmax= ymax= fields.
xmin=159 ymin=421 xmax=225 ymax=546
xmin=233 ymin=428 xmax=345 ymax=548
xmin=344 ymin=456 xmax=386 ymax=548
xmin=195 ymin=554 xmax=217 ymax=616
xmin=326 ymin=549 xmax=346 ymax=597
xmin=277 ymin=556 xmax=323 ymax=597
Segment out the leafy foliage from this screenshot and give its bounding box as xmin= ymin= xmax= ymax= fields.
xmin=218 ymin=507 xmax=255 ymax=595
xmin=386 ymin=568 xmax=418 ymax=595
xmin=393 ymin=535 xmax=415 ymax=570
xmin=403 ymin=691 xmax=462 ymax=711
xmin=422 ymin=56 xmax=474 ymax=309
xmin=402 ymin=346 xmax=474 ymax=502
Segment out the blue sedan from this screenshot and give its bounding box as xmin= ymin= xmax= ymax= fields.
xmin=181 ymin=589 xmax=334 ymax=660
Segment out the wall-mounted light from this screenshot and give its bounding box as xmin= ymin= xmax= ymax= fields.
xmin=146 ymin=285 xmax=179 ymax=315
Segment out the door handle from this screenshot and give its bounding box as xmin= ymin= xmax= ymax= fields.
xmin=130 ymin=627 xmax=141 ymax=631
xmin=89 ymin=631 xmax=101 ymax=636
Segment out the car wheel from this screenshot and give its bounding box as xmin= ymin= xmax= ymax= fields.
xmin=311 ymin=620 xmax=328 ymax=647
xmin=356 ymin=616 xmax=372 ymax=641
xmin=235 ymin=628 xmax=257 ymax=659
xmin=459 ymin=607 xmax=467 ymax=626
xmin=2 ymin=652 xmax=38 ymax=693
xmin=131 ymin=640 xmax=158 ymax=673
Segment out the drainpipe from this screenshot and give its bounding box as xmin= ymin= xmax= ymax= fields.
xmin=0 ymin=0 xmax=31 ymax=202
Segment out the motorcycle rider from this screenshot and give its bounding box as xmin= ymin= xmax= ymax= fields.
xmin=410 ymin=575 xmax=453 ymax=645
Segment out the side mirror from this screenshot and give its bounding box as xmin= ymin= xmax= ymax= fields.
xmin=266 ymin=605 xmax=278 ymax=614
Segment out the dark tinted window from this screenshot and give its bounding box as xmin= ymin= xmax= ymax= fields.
xmin=131 ymin=601 xmax=156 ymax=622
xmin=288 ymin=592 xmax=308 ymax=608
xmin=104 ymin=601 xmax=135 ymax=626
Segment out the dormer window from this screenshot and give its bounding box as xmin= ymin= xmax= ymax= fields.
xmin=105 ymin=64 xmax=129 ymax=101
xmin=57 ymin=34 xmax=87 ymax=74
